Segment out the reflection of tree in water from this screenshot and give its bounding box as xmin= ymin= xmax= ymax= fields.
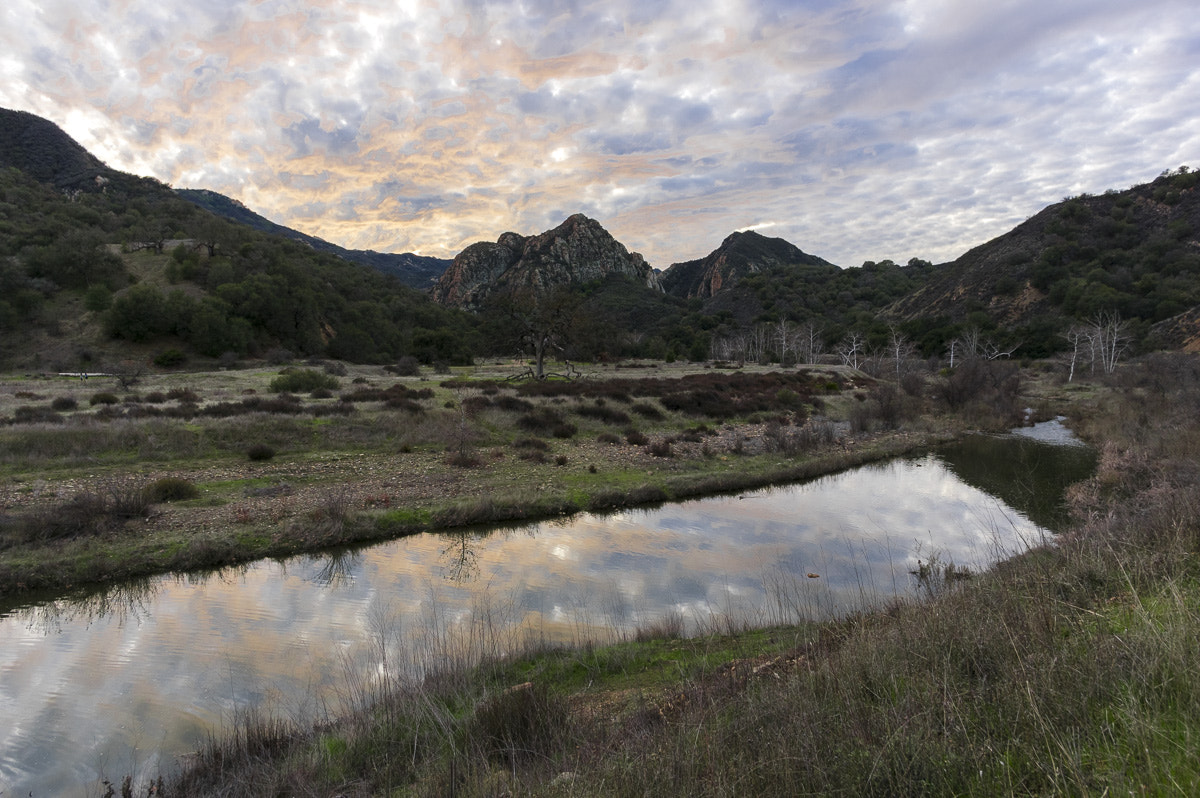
xmin=311 ymin=550 xmax=360 ymax=587
xmin=440 ymin=531 xmax=482 ymax=583
xmin=13 ymin=577 xmax=161 ymax=632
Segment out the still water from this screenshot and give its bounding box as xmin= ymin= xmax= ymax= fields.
xmin=0 ymin=429 xmax=1094 ymax=794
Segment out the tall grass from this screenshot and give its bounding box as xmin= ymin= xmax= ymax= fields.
xmin=154 ymin=355 xmax=1200 ymax=796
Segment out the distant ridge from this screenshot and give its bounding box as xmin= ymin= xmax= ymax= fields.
xmin=176 ymin=188 xmax=449 ymax=289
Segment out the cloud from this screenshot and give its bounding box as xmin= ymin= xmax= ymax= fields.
xmin=0 ymin=0 xmax=1198 ymax=267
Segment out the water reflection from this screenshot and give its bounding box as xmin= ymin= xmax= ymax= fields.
xmin=0 ymin=438 xmax=1092 ymax=796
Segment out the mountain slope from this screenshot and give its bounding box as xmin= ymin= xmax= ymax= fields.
xmin=0 ymin=108 xmax=111 ymax=189
xmin=176 ymin=188 xmax=449 ymax=289
xmin=890 ymin=169 xmax=1200 ymax=332
xmin=661 ymin=230 xmax=838 ymax=299
xmin=0 ymin=108 xmax=473 ymax=370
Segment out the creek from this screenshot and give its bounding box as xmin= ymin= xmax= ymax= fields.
xmin=0 ymin=423 xmax=1095 ymax=794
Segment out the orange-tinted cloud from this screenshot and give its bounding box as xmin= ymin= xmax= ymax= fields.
xmin=2 ymin=0 xmax=1198 ymax=266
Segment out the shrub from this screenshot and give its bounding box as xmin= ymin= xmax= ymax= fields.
xmin=269 ymin=369 xmax=340 ymax=394
xmin=551 ymin=422 xmax=578 ymax=439
xmin=647 ymin=438 xmax=674 ymax=457
xmin=392 ymin=355 xmax=421 ymax=377
xmin=50 ymin=396 xmax=78 ymax=411
xmin=89 ymin=392 xmax=119 ymax=406
xmin=145 ymin=477 xmax=200 ymax=502
xmin=625 ymin=429 xmax=649 ymax=446
xmin=166 ymin=387 xmax=199 ymax=403
xmin=630 ymin=401 xmax=665 ymax=420
xmin=576 ymin=403 xmax=632 ymax=425
xmin=153 ymin=348 xmax=187 ymax=368
xmin=265 ymin=348 xmax=294 ymax=365
xmin=597 ymin=432 xmax=622 ymax=445
xmin=247 ymin=443 xmax=276 ymax=462
xmin=13 ymin=406 xmax=62 ymax=424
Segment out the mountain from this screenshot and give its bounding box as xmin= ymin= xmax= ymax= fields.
xmin=0 ymin=107 xmax=473 ymax=370
xmin=661 ymin=230 xmax=838 ymax=299
xmin=889 ymin=169 xmax=1200 ymax=334
xmin=432 ymin=214 xmax=662 ymax=310
xmin=0 ymin=108 xmax=111 ymax=189
xmin=176 ymin=188 xmax=449 ymax=290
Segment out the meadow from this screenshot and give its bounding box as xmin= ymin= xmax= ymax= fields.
xmin=1 ymin=357 xmax=954 ymax=599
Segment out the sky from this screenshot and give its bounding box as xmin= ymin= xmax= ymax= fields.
xmin=2 ymin=0 xmax=1198 ymax=269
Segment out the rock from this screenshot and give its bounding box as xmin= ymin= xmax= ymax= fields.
xmin=660 ymin=230 xmax=835 ymax=300
xmin=432 ymin=214 xmax=661 ymax=309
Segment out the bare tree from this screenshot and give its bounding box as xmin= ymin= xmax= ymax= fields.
xmin=1064 ymin=326 xmax=1089 ymax=382
xmin=887 ymin=324 xmax=917 ymax=381
xmin=775 ymin=320 xmax=794 ymax=366
xmin=798 ymin=321 xmax=825 ymax=365
xmin=1089 ymin=310 xmax=1131 ymax=374
xmin=837 ymin=331 xmax=866 ymax=370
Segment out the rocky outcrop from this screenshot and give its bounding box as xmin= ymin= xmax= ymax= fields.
xmin=432 ymin=214 xmax=661 ymax=309
xmin=660 ymin=230 xmax=836 ymax=299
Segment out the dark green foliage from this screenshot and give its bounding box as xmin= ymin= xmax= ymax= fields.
xmin=89 ymin=391 xmax=119 ymax=406
xmin=0 ymin=129 xmax=474 ymax=365
xmin=50 ymin=396 xmax=77 ymax=411
xmin=247 ymin=443 xmax=276 ymax=462
xmin=153 ymin=348 xmax=187 ymax=368
xmin=268 ymin=369 xmax=339 ymax=394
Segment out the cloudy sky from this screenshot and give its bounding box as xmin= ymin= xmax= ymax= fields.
xmin=2 ymin=0 xmax=1198 ymax=268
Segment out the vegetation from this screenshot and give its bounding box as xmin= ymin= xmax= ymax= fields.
xmin=147 ymin=353 xmax=1200 ymax=797
xmin=0 ymin=164 xmax=475 ymax=369
xmin=1 ymin=358 xmax=974 ymax=597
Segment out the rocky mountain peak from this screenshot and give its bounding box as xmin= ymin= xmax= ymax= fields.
xmin=660 ymin=229 xmax=836 ymax=299
xmin=432 ymin=214 xmax=661 ymax=310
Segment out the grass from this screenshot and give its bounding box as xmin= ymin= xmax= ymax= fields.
xmin=1 ymin=359 xmax=935 ymax=599
xmin=140 ymin=352 xmax=1200 ymax=796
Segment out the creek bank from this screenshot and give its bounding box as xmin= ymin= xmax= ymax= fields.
xmin=0 ymin=427 xmax=951 ymax=603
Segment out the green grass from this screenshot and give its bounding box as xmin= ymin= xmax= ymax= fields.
xmin=142 ymin=353 xmax=1200 ymax=797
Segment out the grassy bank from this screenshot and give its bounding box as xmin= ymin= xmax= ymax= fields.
xmin=155 ymin=353 xmax=1200 ymax=796
xmin=1 ymin=360 xmax=963 ymax=600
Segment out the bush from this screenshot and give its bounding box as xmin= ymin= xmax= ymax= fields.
xmin=145 ymin=477 xmax=200 ymax=502
xmin=247 ymin=443 xmax=276 ymax=462
xmin=13 ymin=406 xmax=62 ymax=424
xmin=625 ymin=429 xmax=649 ymax=446
xmin=265 ymin=348 xmax=294 ymax=365
xmin=392 ymin=356 xmax=421 ymax=377
xmin=269 ymin=369 xmax=340 ymax=394
xmin=89 ymin=392 xmax=119 ymax=406
xmin=153 ymin=348 xmax=187 ymax=368
xmin=50 ymin=396 xmax=77 ymax=411
xmin=647 ymin=438 xmax=674 ymax=457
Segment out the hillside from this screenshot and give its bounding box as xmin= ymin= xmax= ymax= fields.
xmin=0 ymin=108 xmax=473 ymax=371
xmin=890 ymin=168 xmax=1200 ymax=341
xmin=177 ymin=188 xmax=449 ymax=289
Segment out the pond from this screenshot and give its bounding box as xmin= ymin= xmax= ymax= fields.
xmin=0 ymin=428 xmax=1095 ymax=794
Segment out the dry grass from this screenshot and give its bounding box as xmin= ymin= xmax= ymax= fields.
xmin=150 ymin=354 xmax=1200 ymax=797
